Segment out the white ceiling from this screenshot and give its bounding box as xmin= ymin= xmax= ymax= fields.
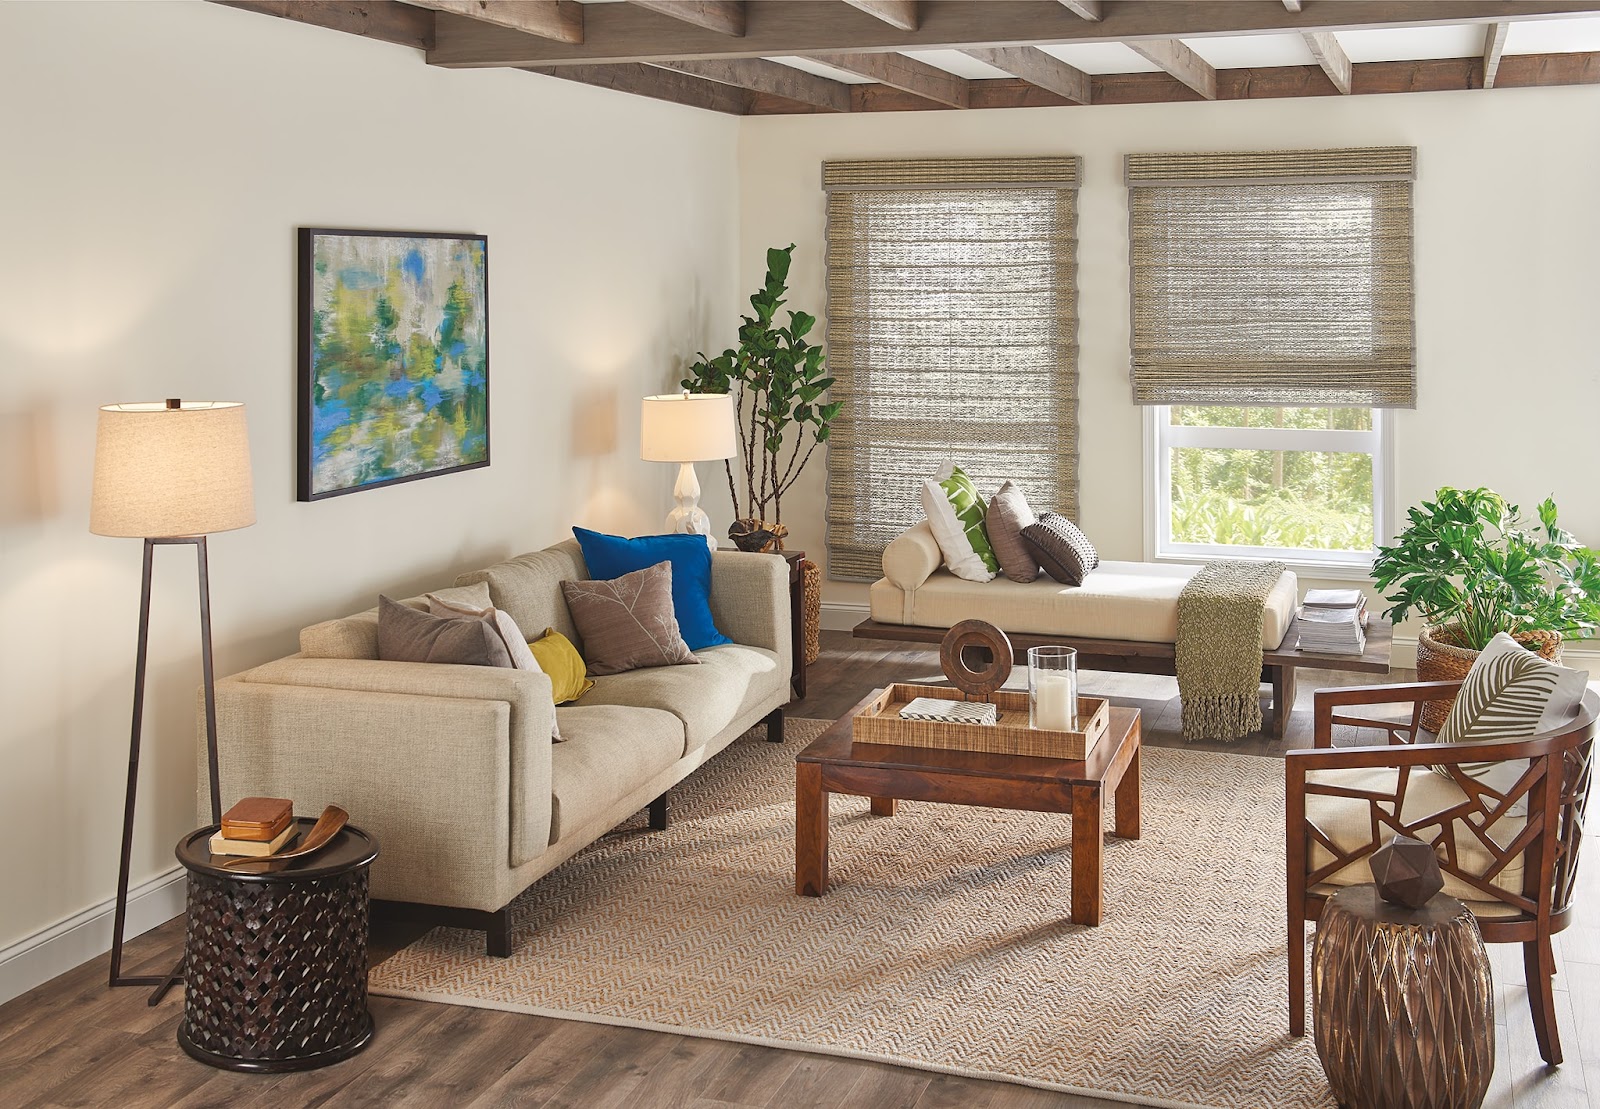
xmin=754 ymin=15 xmax=1600 ymax=81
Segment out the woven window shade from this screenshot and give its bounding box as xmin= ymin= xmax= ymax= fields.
xmin=1126 ymin=147 xmax=1416 ymax=408
xmin=822 ymin=158 xmax=1080 ymax=582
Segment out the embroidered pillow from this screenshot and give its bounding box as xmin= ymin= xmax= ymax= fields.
xmin=985 ymin=480 xmax=1041 ymax=584
xmin=376 ymin=595 xmax=513 ymax=668
xmin=571 ymin=527 xmax=730 ymax=651
xmin=1434 ymin=632 xmax=1589 ymax=786
xmin=560 ymin=561 xmax=699 ymax=676
xmin=920 ymin=463 xmax=998 ymax=583
xmin=1020 ymin=513 xmax=1098 ymax=586
xmin=428 ymin=593 xmax=561 ymax=740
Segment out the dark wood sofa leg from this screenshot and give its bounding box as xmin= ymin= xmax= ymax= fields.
xmin=372 ymin=899 xmax=515 ymax=959
xmin=649 ymin=792 xmax=669 ymax=831
xmin=485 ymin=908 xmax=512 ymax=958
xmin=765 ymin=707 xmax=785 ymax=743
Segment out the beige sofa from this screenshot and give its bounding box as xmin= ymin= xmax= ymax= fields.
xmin=200 ymin=539 xmax=791 ymax=955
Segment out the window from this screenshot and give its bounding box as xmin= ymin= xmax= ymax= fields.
xmin=1126 ymin=148 xmax=1414 ymax=569
xmin=1149 ymin=404 xmax=1389 ymax=572
xmin=822 ymin=158 xmax=1081 ymax=581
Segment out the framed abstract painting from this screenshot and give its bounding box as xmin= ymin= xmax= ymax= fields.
xmin=297 ymin=228 xmax=490 ymax=501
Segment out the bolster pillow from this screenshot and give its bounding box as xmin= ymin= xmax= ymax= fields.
xmin=882 ymin=520 xmax=943 ymax=591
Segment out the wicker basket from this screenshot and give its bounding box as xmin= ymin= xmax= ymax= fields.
xmin=800 ymin=558 xmax=821 ymax=666
xmin=1415 ymin=623 xmax=1564 ymax=733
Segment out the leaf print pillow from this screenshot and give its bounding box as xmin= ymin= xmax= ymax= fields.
xmin=560 ymin=561 xmax=699 ymax=676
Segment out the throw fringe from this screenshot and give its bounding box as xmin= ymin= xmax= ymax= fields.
xmin=1182 ymin=692 xmax=1263 ymax=742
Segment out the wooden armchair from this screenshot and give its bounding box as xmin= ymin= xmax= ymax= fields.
xmin=1286 ymin=681 xmax=1597 ymax=1065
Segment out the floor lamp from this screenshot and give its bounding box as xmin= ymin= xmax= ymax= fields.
xmin=91 ymin=399 xmax=254 ymax=1000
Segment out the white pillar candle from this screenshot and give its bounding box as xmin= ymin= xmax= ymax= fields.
xmin=1032 ymin=671 xmax=1077 ymax=731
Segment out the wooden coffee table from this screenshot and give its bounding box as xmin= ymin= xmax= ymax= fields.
xmin=795 ymin=691 xmax=1141 ymax=926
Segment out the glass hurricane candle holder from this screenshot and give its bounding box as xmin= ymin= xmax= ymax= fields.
xmin=1029 ymin=645 xmax=1078 ymax=731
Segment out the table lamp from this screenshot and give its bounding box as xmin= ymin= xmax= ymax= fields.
xmin=640 ymin=392 xmax=737 ymax=551
xmin=91 ymin=399 xmax=254 ymax=998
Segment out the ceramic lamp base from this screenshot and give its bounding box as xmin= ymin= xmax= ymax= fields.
xmin=665 ymin=461 xmax=718 ymax=553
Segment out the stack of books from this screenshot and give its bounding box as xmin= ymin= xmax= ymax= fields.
xmin=1295 ymin=588 xmax=1368 ymax=655
xmin=209 ymin=796 xmax=297 ymax=857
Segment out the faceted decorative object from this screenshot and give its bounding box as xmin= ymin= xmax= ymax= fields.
xmin=1371 ymin=833 xmax=1445 ymax=910
xmin=1314 ymin=886 xmax=1493 ymax=1109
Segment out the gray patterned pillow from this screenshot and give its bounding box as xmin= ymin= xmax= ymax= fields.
xmin=986 ymin=481 xmax=1041 ymax=583
xmin=376 ymin=594 xmax=514 ymax=667
xmin=560 ymin=561 xmax=699 ymax=676
xmin=1021 ymin=513 xmax=1099 ymax=586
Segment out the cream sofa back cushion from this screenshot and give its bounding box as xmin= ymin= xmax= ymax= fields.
xmin=455 ymin=539 xmax=589 ymax=653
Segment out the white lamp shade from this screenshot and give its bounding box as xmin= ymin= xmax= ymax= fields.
xmin=91 ymin=401 xmax=256 ymax=538
xmin=640 ymin=393 xmax=738 ymax=463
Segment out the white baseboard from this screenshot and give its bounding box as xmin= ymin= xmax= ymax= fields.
xmin=0 ymin=866 xmax=186 ymax=1006
xmin=820 ymin=601 xmax=870 ymax=633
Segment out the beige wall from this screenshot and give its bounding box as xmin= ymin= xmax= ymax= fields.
xmin=0 ymin=1 xmax=738 ymax=959
xmin=735 ymin=85 xmax=1600 ymax=615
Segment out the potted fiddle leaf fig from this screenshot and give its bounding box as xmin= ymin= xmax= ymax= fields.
xmin=681 ymin=244 xmax=841 ymax=551
xmin=1371 ymin=486 xmax=1600 ymax=729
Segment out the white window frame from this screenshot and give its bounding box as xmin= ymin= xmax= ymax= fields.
xmin=1142 ymin=405 xmax=1392 ymax=580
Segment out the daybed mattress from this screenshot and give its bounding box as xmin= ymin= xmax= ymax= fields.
xmin=868 ymin=560 xmax=1298 ymax=650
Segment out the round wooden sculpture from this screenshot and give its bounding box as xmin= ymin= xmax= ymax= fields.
xmin=939 ymin=620 xmax=1014 ymax=699
xmin=1313 ymin=885 xmax=1493 ymax=1109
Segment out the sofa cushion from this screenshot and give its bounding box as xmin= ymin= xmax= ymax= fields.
xmin=986 ymin=481 xmax=1041 ymax=584
xmin=573 ymin=527 xmax=731 ymax=651
xmin=375 ymin=594 xmax=513 ymax=667
xmin=1304 ymin=764 xmax=1525 ymax=901
xmin=869 ymin=561 xmax=1298 ymax=650
xmin=301 ymin=581 xmax=493 ymax=660
xmin=548 ymin=705 xmax=684 ymax=843
xmin=1021 ymin=513 xmax=1099 ymax=586
xmin=455 ymin=541 xmax=589 ymax=654
xmin=578 ymin=644 xmax=783 ymax=755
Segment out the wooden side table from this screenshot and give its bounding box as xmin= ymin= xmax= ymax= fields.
xmin=175 ymin=819 xmax=379 ymax=1072
xmin=1312 ymin=885 xmax=1493 ymax=1109
xmin=779 ymin=548 xmax=809 ymax=700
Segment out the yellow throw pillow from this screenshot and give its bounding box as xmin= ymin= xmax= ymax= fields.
xmin=528 ymin=628 xmax=595 ymax=704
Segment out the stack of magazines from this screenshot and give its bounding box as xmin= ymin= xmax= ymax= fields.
xmin=1295 ymin=588 xmax=1368 ymax=655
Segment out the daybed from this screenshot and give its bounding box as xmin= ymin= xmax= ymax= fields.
xmin=853 ymin=520 xmax=1387 ymax=738
xmin=198 ymin=539 xmax=791 ymax=955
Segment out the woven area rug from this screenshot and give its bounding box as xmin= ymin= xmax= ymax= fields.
xmin=370 ymin=719 xmax=1333 ymax=1109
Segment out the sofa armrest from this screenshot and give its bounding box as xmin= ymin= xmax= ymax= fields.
xmin=205 ymin=658 xmax=556 ymax=907
xmin=883 ymin=520 xmax=941 ymax=590
xmin=708 ymin=551 xmax=791 ymax=676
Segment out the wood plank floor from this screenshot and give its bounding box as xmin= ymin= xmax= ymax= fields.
xmin=2 ymin=630 xmax=1595 ymax=1107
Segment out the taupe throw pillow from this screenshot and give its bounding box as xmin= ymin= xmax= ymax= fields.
xmin=1021 ymin=513 xmax=1099 ymax=586
xmin=986 ymin=480 xmax=1041 ymax=583
xmin=560 ymin=561 xmax=699 ymax=676
xmin=376 ymin=594 xmax=514 ymax=667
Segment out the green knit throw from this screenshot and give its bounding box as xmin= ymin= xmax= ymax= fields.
xmin=1176 ymin=559 xmax=1287 ymax=742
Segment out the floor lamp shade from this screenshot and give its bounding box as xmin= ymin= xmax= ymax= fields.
xmin=92 ymin=401 xmax=255 ymax=538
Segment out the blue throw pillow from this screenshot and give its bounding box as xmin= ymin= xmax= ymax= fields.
xmin=571 ymin=528 xmax=732 ymax=651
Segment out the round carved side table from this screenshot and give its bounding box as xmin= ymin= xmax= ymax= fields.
xmin=175 ymin=819 xmax=379 ymax=1072
xmin=1312 ymin=884 xmax=1493 ymax=1109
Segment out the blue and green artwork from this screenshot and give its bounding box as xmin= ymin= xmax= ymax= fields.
xmin=299 ymin=230 xmax=489 ymax=500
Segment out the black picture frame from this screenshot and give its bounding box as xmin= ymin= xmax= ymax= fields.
xmin=297 ymin=227 xmax=490 ymax=502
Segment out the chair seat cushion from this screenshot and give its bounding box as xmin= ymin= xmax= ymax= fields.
xmin=1305 ymin=764 xmax=1527 ymax=901
xmin=577 ymin=644 xmax=784 ymax=755
xmin=548 ymin=705 xmax=685 ymax=843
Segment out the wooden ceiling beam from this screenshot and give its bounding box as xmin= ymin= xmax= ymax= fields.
xmin=656 ymin=57 xmax=851 ymax=110
xmin=1482 ymin=21 xmax=1510 ymax=88
xmin=628 ymin=1 xmax=746 ymax=37
xmin=524 ymin=62 xmax=752 ymax=113
xmin=745 ymin=52 xmax=1600 ymax=113
xmin=1057 ymin=0 xmax=1101 ymax=20
xmin=962 ymin=45 xmax=1090 ymax=104
xmin=1303 ymin=31 xmax=1351 ymax=93
xmin=810 ymin=50 xmax=969 ymax=106
xmin=1126 ymin=38 xmax=1216 ymax=99
xmin=215 ymin=0 xmax=434 ymax=50
xmin=843 ymin=0 xmax=918 ymax=32
xmin=404 ymin=0 xmax=582 ymax=43
xmin=425 ymin=1 xmax=1600 ymax=69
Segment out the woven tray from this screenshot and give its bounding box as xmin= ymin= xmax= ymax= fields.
xmin=853 ymin=683 xmax=1110 ymax=760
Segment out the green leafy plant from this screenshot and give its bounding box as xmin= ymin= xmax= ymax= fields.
xmin=1371 ymin=486 xmax=1600 ymax=650
xmin=680 ymin=244 xmax=841 ymax=530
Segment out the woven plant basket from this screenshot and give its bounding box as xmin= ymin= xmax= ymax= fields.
xmin=800 ymin=558 xmax=821 ymax=666
xmin=1415 ymin=623 xmax=1564 ymax=733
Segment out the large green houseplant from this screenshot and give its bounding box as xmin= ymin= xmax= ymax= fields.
xmin=681 ymin=244 xmax=841 ymax=551
xmin=1371 ymin=486 xmax=1600 ymax=729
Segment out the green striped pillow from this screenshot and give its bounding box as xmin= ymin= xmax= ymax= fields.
xmin=920 ymin=463 xmax=999 ymax=582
